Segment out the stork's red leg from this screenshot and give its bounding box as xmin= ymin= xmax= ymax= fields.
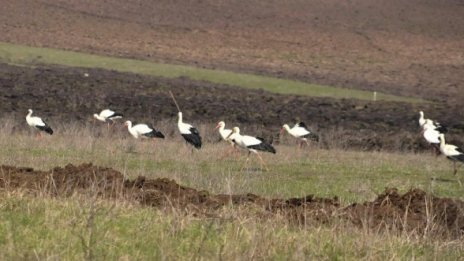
xmin=256 ymin=153 xmax=269 ymax=172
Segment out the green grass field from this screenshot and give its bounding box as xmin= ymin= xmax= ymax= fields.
xmin=0 ymin=42 xmax=425 ymax=103
xmin=2 ymin=194 xmax=462 ymax=260
xmin=0 ymin=122 xmax=463 ymax=259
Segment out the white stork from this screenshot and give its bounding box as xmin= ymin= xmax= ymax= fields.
xmin=124 ymin=121 xmax=165 ymax=139
xmin=94 ymin=109 xmax=123 ymax=123
xmin=177 ymin=112 xmax=202 ymax=149
xmin=215 ymin=121 xmax=239 ymax=157
xmin=26 ymin=109 xmax=53 ymax=138
xmin=93 ymin=109 xmax=123 ymax=129
xmin=438 ymin=134 xmax=464 ymax=175
xmin=422 ymin=119 xmax=443 ymax=154
xmin=226 ymin=127 xmax=276 ymax=171
xmin=281 ymin=122 xmax=319 ymax=147
xmin=215 ymin=121 xmax=233 ymax=142
xmin=419 ymin=111 xmax=447 ymax=133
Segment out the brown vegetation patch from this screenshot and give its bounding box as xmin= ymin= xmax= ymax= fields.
xmin=1 ymin=163 xmax=463 ymax=237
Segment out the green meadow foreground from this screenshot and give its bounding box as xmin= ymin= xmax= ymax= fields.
xmin=0 ymin=122 xmax=463 ymax=259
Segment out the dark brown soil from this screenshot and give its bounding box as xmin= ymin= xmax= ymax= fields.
xmin=1 ymin=63 xmax=463 ymax=151
xmin=2 ymin=0 xmax=463 ymax=103
xmin=1 ymin=163 xmax=463 ymax=237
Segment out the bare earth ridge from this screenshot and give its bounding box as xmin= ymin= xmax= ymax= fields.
xmin=1 ymin=163 xmax=463 ymax=237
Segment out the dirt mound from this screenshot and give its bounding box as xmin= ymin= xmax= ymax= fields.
xmin=1 ymin=163 xmax=463 ymax=237
xmin=348 ymin=188 xmax=464 ymax=235
xmin=0 ymin=163 xmax=125 ymax=197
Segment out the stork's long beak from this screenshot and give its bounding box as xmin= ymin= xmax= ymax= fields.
xmin=225 ymin=132 xmax=234 ymax=140
xmin=214 ymin=124 xmax=220 ymax=130
xmin=280 ymin=128 xmax=285 ymax=135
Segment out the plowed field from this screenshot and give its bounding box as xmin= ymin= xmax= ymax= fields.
xmin=2 ymin=63 xmax=463 ymax=151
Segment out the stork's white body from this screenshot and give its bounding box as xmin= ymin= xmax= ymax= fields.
xmin=215 ymin=121 xmax=240 ymax=158
xmin=126 ymin=122 xmax=151 ymax=139
xmin=439 ymin=134 xmax=464 ymax=159
xmin=178 ymin=115 xmax=195 ymax=135
xmin=226 ymin=127 xmax=275 ymax=171
xmin=219 ymin=126 xmax=233 ymax=141
xmin=215 ymin=121 xmax=235 ymax=143
xmin=177 ymin=112 xmax=202 ymax=149
xmin=26 ymin=109 xmax=53 ymax=136
xmin=282 ymin=123 xmax=310 ymax=140
xmin=231 ymin=131 xmax=264 ymax=154
xmin=438 ymin=134 xmax=464 ymax=175
xmin=94 ymin=109 xmax=122 ymax=123
xmin=422 ymin=121 xmax=441 ymax=144
xmin=26 ymin=110 xmax=46 ymax=128
xmin=281 ymin=122 xmax=318 ymax=147
xmin=124 ymin=121 xmax=164 ymax=139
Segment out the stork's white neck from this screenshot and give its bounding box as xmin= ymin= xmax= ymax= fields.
xmin=178 ymin=112 xmax=183 ymax=124
xmin=439 ymin=134 xmax=445 ymax=147
xmin=419 ymin=111 xmax=425 ymax=126
xmin=94 ymin=114 xmax=104 ymax=121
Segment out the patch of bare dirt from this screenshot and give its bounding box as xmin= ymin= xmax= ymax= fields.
xmin=1 ymin=0 xmax=463 ymax=102
xmin=347 ymin=188 xmax=464 ymax=236
xmin=1 ymin=163 xmax=463 ymax=237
